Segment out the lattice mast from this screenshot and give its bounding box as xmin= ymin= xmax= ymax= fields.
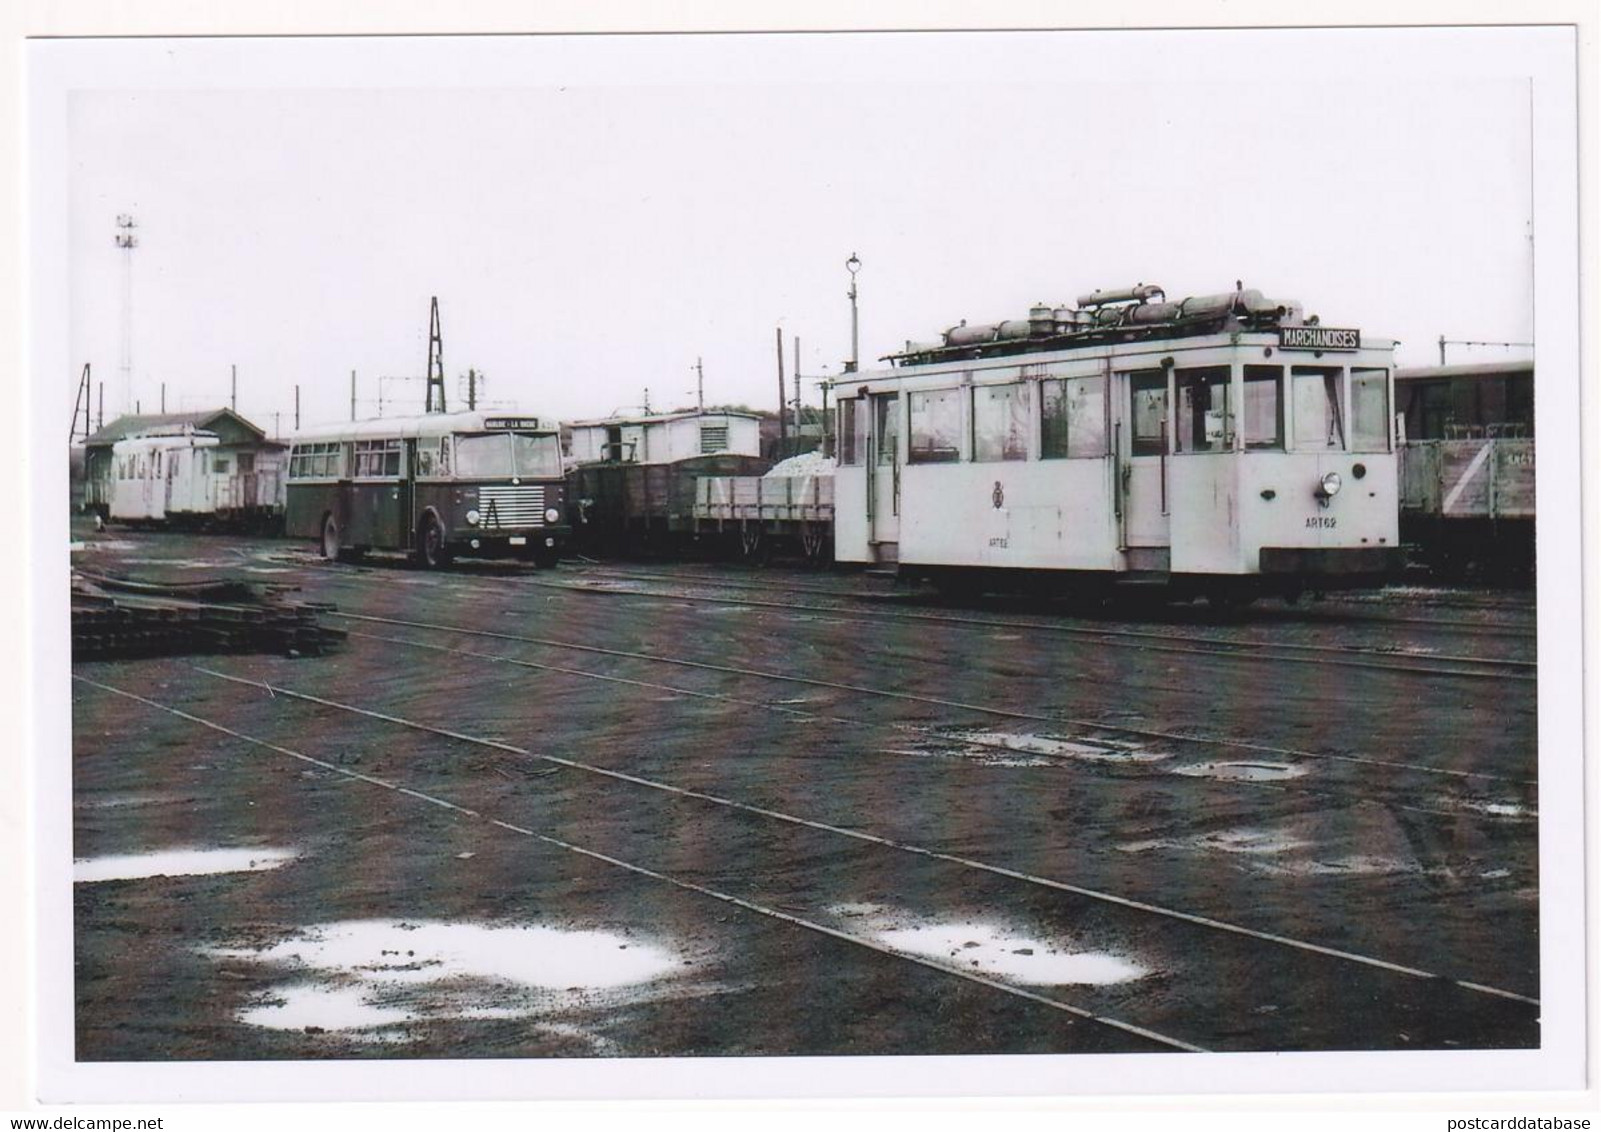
xmin=424 ymin=296 xmax=446 ymax=413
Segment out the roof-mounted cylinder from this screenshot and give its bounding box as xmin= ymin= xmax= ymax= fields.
xmin=1077 ymin=283 xmax=1165 ymax=308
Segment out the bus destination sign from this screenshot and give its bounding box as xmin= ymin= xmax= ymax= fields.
xmin=483 ymin=416 xmax=544 ymax=431
xmin=1278 ymin=326 xmax=1360 ymax=351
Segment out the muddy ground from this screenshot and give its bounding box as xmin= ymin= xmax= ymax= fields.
xmin=65 ymin=522 xmax=1540 ymax=1061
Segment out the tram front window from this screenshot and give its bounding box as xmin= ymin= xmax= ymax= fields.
xmin=1292 ymin=367 xmax=1346 ymax=450
xmin=1350 ymin=368 xmax=1390 ymax=451
xmin=1175 ymin=366 xmax=1232 ymax=452
xmin=1243 ymin=366 xmax=1284 ymax=450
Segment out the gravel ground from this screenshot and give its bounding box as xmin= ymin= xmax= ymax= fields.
xmin=66 ymin=523 xmax=1540 ymax=1060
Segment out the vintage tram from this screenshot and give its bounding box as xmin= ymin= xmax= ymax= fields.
xmin=107 ymin=428 xmax=286 ymax=529
xmin=286 ymin=410 xmax=569 ymax=567
xmin=830 ymin=284 xmax=1402 ymax=605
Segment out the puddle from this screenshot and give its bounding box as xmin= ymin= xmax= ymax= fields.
xmin=1172 ymin=761 xmax=1308 ymax=782
xmin=78 ymin=793 xmax=191 ymax=811
xmin=239 ymin=984 xmax=416 ymax=1034
xmin=1456 ymin=799 xmax=1535 ymax=819
xmin=887 ymin=745 xmax=1055 ymax=769
xmin=954 ymin=730 xmax=1168 ymax=764
xmin=872 ymin=922 xmax=1146 ymax=986
xmin=118 ymin=557 xmax=230 ymax=570
xmin=211 ymin=920 xmax=684 ymax=1039
xmin=74 ymin=846 xmax=298 ymax=883
xmin=1119 ymin=828 xmax=1309 ymax=856
xmin=1257 ymin=855 xmax=1426 ymax=877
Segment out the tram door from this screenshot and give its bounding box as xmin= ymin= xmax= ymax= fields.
xmin=1120 ymin=369 xmax=1171 ymax=563
xmin=868 ymin=392 xmax=901 ymax=559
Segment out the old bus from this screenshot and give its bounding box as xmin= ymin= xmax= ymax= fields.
xmin=285 ymin=411 xmax=569 ymax=567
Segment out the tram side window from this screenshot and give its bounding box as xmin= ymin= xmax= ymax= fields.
xmin=1242 ymin=366 xmax=1284 ymax=450
xmin=971 ymin=383 xmax=1028 ymax=462
xmin=416 ymin=444 xmax=436 ymax=477
xmin=908 ymin=389 xmax=962 ymax=464
xmin=1174 ymin=366 xmax=1233 ymax=453
xmin=1128 ymin=371 xmax=1168 ymax=456
xmin=1350 ymin=368 xmax=1390 ymax=451
xmin=838 ymin=399 xmax=862 ymax=465
xmin=1292 ymin=367 xmax=1346 ymax=450
xmin=874 ymin=394 xmax=900 ymax=465
xmin=1041 ymin=375 xmax=1108 ymax=458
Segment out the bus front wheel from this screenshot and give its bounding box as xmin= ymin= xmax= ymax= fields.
xmin=416 ymin=514 xmax=452 ymax=569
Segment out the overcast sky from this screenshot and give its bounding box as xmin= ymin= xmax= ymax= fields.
xmin=42 ymin=28 xmax=1558 ymax=434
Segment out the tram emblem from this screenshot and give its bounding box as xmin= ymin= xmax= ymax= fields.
xmin=992 ymin=481 xmax=1004 ymax=509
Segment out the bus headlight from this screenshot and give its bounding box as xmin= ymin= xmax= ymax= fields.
xmin=466 ymin=509 xmax=481 ymax=525
xmin=545 ymin=508 xmax=561 ymax=524
xmin=1315 ymin=472 xmax=1342 ymax=503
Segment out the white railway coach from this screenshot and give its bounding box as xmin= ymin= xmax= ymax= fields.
xmin=832 ymin=284 xmax=1401 ymax=606
xmin=109 ymin=431 xmax=223 ymax=524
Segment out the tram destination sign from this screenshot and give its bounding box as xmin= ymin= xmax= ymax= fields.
xmin=483 ymin=416 xmax=545 ymax=430
xmin=1278 ymin=326 xmax=1361 ymax=351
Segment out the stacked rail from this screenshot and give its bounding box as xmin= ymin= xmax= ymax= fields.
xmin=71 ymin=572 xmax=345 ymax=660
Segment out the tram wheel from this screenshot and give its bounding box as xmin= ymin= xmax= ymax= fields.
xmin=416 ymin=514 xmax=452 ymax=569
xmin=320 ymin=514 xmax=341 ymax=561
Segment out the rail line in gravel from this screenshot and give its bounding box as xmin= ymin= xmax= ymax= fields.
xmin=72 ymin=673 xmax=1198 ymax=1054
xmin=148 ymin=666 xmax=1542 ymax=1019
xmin=336 ymin=626 xmax=1535 ymax=826
xmin=560 ymin=563 xmax=1537 ymax=638
xmin=323 ymin=608 xmax=1537 ymax=796
xmin=527 ymin=575 xmax=1533 ymax=681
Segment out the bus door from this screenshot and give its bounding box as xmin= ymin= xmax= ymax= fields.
xmin=400 ymin=439 xmax=418 ymax=548
xmin=1120 ymin=369 xmax=1171 ymax=565
xmin=868 ymin=392 xmax=901 ymax=558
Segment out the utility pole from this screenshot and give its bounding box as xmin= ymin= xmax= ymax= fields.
xmin=350 ymin=370 xmax=357 ymax=422
xmin=643 ymin=387 xmax=652 ymax=413
xmin=424 ymin=296 xmax=447 ymax=413
xmin=231 ymin=364 xmax=237 ymax=413
xmin=97 ymin=382 xmax=104 ymax=431
xmin=695 ymin=357 xmax=704 ymax=413
xmin=775 ymin=326 xmax=789 ymax=453
xmin=115 ymin=215 xmax=137 ymax=414
xmin=160 ymin=382 xmax=166 ymax=413
xmin=295 ymin=384 xmax=301 ymax=430
xmin=466 ymin=368 xmax=478 ymax=411
xmin=793 ymin=335 xmax=802 ymax=438
xmin=71 ymin=363 xmax=92 ymax=443
xmin=845 ymin=252 xmax=861 ymax=374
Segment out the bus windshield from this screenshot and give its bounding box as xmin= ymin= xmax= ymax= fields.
xmin=454 ymin=432 xmax=563 ymax=478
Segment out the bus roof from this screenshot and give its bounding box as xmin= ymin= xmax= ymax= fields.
xmin=288 ymin=410 xmax=557 ymax=445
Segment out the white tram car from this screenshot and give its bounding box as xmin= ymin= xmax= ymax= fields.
xmin=108 ymin=429 xmax=285 ymax=527
xmin=832 ymin=284 xmax=1401 ymax=605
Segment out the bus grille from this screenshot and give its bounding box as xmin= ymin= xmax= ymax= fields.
xmin=477 ymin=485 xmax=548 ymax=527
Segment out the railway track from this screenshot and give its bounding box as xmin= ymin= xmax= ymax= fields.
xmin=448 ymin=569 xmax=1536 ymax=683
xmin=73 ymin=669 xmax=1542 ymax=1052
xmin=568 ymin=562 xmax=1538 ymax=638
xmin=317 ymin=609 xmax=1538 ymax=826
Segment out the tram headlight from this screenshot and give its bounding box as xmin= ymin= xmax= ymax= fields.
xmin=544 ymin=508 xmax=561 ymax=524
xmin=1316 ymin=472 xmax=1342 ymax=501
xmin=466 ymin=509 xmax=481 ymax=525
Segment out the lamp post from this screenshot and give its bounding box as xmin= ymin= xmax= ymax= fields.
xmin=845 ymin=252 xmax=861 ymax=373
